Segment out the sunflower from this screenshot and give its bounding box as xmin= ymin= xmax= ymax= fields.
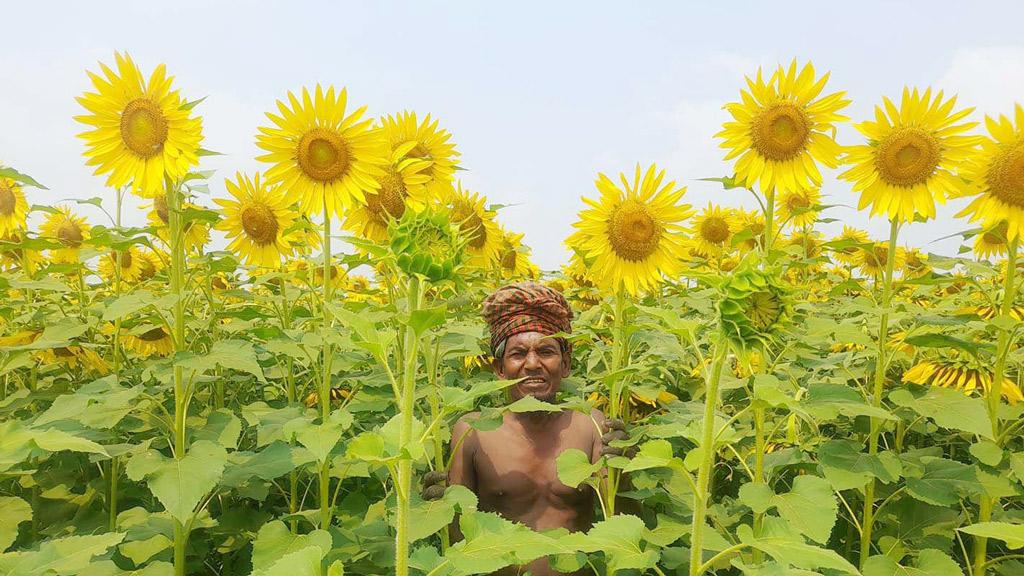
xmin=256 ymin=85 xmax=389 ymax=218
xmin=145 ymin=194 xmax=210 ymax=253
xmin=0 ymin=175 xmax=29 ymax=235
xmin=97 ymin=246 xmax=146 ymax=283
xmin=388 ymin=208 xmax=464 ymax=282
xmin=137 ymin=247 xmax=165 ymax=281
xmin=380 ymin=111 xmax=460 ymax=190
xmin=75 ymin=52 xmax=203 ymax=198
xmin=831 ymin=226 xmax=870 ymax=265
xmin=857 ymin=242 xmax=907 ymax=277
xmin=777 ymin=188 xmax=821 ymax=229
xmin=37 ymin=346 xmax=109 ymax=375
xmin=903 ymin=356 xmax=1024 ymax=404
xmin=957 ymin=104 xmax=1024 ymax=241
xmin=215 ymin=172 xmax=296 ymax=269
xmin=0 ymin=232 xmax=41 ymax=272
xmin=568 ymin=164 xmax=692 ymax=295
xmin=960 ymin=303 xmax=1024 ymax=321
xmin=690 ymin=204 xmax=738 ymax=256
xmin=784 ymin=229 xmax=825 ymax=260
xmin=841 ymin=87 xmax=978 ymax=223
xmin=343 ymin=144 xmax=432 ymax=243
xmin=497 ymin=228 xmax=539 ymax=279
xmin=902 ymin=248 xmax=931 ymax=278
xmin=448 ymin=183 xmax=501 ymax=267
xmin=122 ymin=326 xmax=174 ymax=357
xmin=717 ymin=60 xmax=849 ymax=194
xmin=972 ymin=221 xmax=1009 ymax=259
xmin=39 ymin=207 xmax=91 ymax=264
xmin=718 ymin=261 xmax=794 ymax=355
xmin=734 ymin=209 xmax=766 ymax=251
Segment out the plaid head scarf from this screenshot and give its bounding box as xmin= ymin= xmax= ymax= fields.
xmin=482 ymin=281 xmax=573 ymax=356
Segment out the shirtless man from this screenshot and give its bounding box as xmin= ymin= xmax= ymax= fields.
xmin=421 ymin=282 xmax=630 ymax=576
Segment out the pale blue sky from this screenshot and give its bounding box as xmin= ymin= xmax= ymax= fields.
xmin=3 ymin=1 xmax=1023 ymax=269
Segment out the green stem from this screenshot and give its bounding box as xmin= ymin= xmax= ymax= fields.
xmin=603 ymin=292 xmax=629 ymax=519
xmin=689 ymin=343 xmax=728 ymax=576
xmin=860 ymin=218 xmax=899 ymax=569
xmin=395 ymin=275 xmax=423 ymax=576
xmin=168 ymin=180 xmax=188 ymax=576
xmin=763 ymin=188 xmax=776 ymax=255
xmin=109 ymin=186 xmax=123 ymax=534
xmin=972 ymin=236 xmax=1018 ymax=576
xmin=320 ymin=204 xmax=334 ymax=528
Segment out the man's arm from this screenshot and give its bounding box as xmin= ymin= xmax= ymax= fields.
xmin=447 ymin=415 xmax=478 ymax=542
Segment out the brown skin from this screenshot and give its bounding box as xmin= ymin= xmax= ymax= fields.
xmin=447 ymin=331 xmax=606 ymax=576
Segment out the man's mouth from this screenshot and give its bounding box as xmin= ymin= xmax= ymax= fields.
xmin=521 ymin=377 xmax=547 ymax=387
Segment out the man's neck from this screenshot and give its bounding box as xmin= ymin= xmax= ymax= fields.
xmin=511 ymin=407 xmax=564 ymax=430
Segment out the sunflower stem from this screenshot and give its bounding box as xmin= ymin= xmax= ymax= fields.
xmin=860 ymin=218 xmax=899 ymax=569
xmin=689 ymin=341 xmax=728 ymax=576
xmin=604 ymin=292 xmax=629 ymax=519
xmin=395 ymin=274 xmax=422 ymax=576
xmin=319 ymin=203 xmax=334 ymax=529
xmin=168 ymin=178 xmax=189 ymax=576
xmin=972 ymin=236 xmax=1018 ymax=576
xmin=109 ymin=186 xmax=124 ymax=534
xmin=763 ymin=188 xmax=776 ymax=256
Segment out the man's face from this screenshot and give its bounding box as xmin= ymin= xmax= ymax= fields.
xmin=492 ymin=331 xmax=571 ymax=403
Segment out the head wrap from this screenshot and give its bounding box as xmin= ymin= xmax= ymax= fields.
xmin=482 ymin=281 xmax=573 ymax=356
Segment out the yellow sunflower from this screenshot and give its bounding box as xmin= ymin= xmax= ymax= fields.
xmin=0 ymin=232 xmax=41 ymax=272
xmin=961 ymin=303 xmax=1024 ymax=321
xmin=122 ymin=326 xmax=174 ymax=357
xmin=841 ymin=87 xmax=978 ymax=223
xmin=343 ymin=144 xmax=432 ymax=243
xmin=857 ymin=242 xmax=907 ymax=277
xmin=97 ymin=246 xmax=146 ymax=283
xmin=285 ymin=214 xmax=323 ymax=257
xmin=38 ymin=346 xmax=109 ymax=375
xmin=561 ymin=255 xmax=602 ymax=308
xmin=145 ymin=194 xmax=210 ymax=253
xmin=904 ymin=357 xmax=1023 ymax=404
xmin=784 ymin=229 xmax=825 ymax=260
xmin=75 ymin=52 xmax=203 ymax=198
xmin=957 ymin=104 xmax=1024 ymax=242
xmin=215 ymin=172 xmax=296 ymax=269
xmin=448 ymin=183 xmax=500 ymax=267
xmin=0 ymin=175 xmax=29 ymax=235
xmin=777 ymin=188 xmax=822 ymax=228
xmin=39 ymin=207 xmax=91 ymax=264
xmin=256 ymin=85 xmax=388 ymax=218
xmin=690 ymin=204 xmax=738 ymax=256
xmin=902 ymin=248 xmax=931 ymax=278
xmin=734 ymin=209 xmax=766 ymax=251
xmin=380 ymin=111 xmax=460 ymax=190
xmin=497 ymin=227 xmax=539 ymax=279
xmin=973 ymin=221 xmax=1009 ymax=259
xmin=831 ymin=226 xmax=870 ymax=265
xmin=137 ymin=247 xmax=165 ymax=281
xmin=568 ymin=164 xmax=692 ymax=295
xmin=717 ymin=60 xmax=849 ymax=194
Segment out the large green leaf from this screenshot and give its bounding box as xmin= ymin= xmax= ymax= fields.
xmin=905 ymin=457 xmax=980 ymax=506
xmin=736 ymin=522 xmax=858 ymax=574
xmin=555 ymin=449 xmax=601 ymax=488
xmin=251 ymin=521 xmax=331 ymax=572
xmin=863 ymin=548 xmax=964 ymax=575
xmin=284 ymin=411 xmax=353 ymax=464
xmin=889 ymin=387 xmax=992 ymax=439
xmin=0 ymin=497 xmax=31 ymax=551
xmin=739 ymin=477 xmax=838 ymax=544
xmin=34 ymin=377 xmax=141 ymax=430
xmin=176 ymin=339 xmax=266 ymax=382
xmin=803 ymin=383 xmax=896 ymax=421
xmin=126 ymin=440 xmax=227 ymax=524
xmin=561 ymin=514 xmax=659 ymax=572
xmin=818 ymin=440 xmax=902 ymax=490
xmin=443 ymin=512 xmax=564 ymax=575
xmin=403 ymin=485 xmax=478 ymax=542
xmin=221 ymin=442 xmax=315 ymax=488
xmin=0 ymin=533 xmax=124 ymax=576
xmin=959 ymin=522 xmax=1024 ymax=549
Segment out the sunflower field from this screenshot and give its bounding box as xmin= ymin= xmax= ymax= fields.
xmin=2 ymin=53 xmax=1024 ymax=576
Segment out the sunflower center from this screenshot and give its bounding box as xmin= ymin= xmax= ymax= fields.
xmin=453 ymin=204 xmax=487 ymax=249
xmin=57 ymin=222 xmax=83 ymax=247
xmin=155 ymin=195 xmax=169 ymax=224
xmin=0 ymin=181 xmax=15 ymax=216
xmin=111 ymin=250 xmax=133 ymax=269
xmin=982 ymin=221 xmax=1008 ymax=245
xmin=607 ymin=199 xmax=661 ymax=261
xmin=699 ymin=217 xmax=730 ymax=245
xmin=786 ymin=194 xmax=810 ymax=211
xmin=500 ymin=247 xmax=517 ymax=270
xmin=876 ymin=127 xmax=941 ymax=187
xmin=747 ymin=291 xmax=782 ymax=330
xmin=366 ymin=169 xmax=407 ymax=220
xmin=867 ymin=245 xmax=888 ymax=268
xmin=750 ymin=102 xmax=811 ymax=161
xmin=298 ymin=128 xmax=349 ymax=182
xmin=241 ymin=204 xmax=279 ymax=245
xmin=406 ymin=142 xmax=431 ymax=159
xmin=986 ymin=143 xmax=1024 ymax=208
xmin=139 ymin=327 xmax=168 ymax=341
xmin=120 ymin=98 xmax=168 ymax=158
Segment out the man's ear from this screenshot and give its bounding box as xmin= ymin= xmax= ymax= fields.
xmin=560 ymin=346 xmax=572 ymax=378
xmin=491 ymin=356 xmax=505 ymax=379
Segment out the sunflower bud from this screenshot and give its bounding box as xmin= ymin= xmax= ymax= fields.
xmin=717 ymin=261 xmax=793 ymax=356
xmin=387 ymin=208 xmax=464 ymax=282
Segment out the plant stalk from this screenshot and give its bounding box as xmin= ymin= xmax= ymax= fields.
xmin=168 ymin=180 xmax=189 ymax=576
xmin=395 ymin=275 xmax=423 ymax=576
xmin=689 ymin=343 xmax=728 ymax=576
xmin=319 ymin=203 xmax=335 ymax=528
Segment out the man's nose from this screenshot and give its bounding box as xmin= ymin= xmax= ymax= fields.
xmin=523 ymin=349 xmax=543 ymax=370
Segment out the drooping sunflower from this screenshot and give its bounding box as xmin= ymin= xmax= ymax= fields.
xmin=903 ymin=356 xmax=1023 ymax=404
xmin=256 ymin=85 xmax=389 ymax=218
xmin=145 ymin=194 xmax=210 ymax=253
xmin=39 ymin=207 xmax=91 ymax=264
xmin=973 ymin=221 xmax=1009 ymax=259
xmin=957 ymin=104 xmax=1024 ymax=242
xmin=343 ymin=144 xmax=432 ymax=243
xmin=717 ymin=60 xmax=849 ymax=194
xmin=215 ymin=172 xmax=296 ymax=269
xmin=690 ymin=204 xmax=738 ymax=256
xmin=380 ymin=111 xmax=460 ymax=191
xmin=777 ymin=188 xmax=822 ymax=229
xmin=841 ymin=87 xmax=978 ymax=223
xmin=857 ymin=241 xmax=907 ymax=277
xmin=98 ymin=246 xmax=146 ymax=283
xmin=38 ymin=345 xmax=110 ymax=375
xmin=388 ymin=207 xmax=464 ymax=282
xmin=0 ymin=175 xmax=29 ymax=235
xmin=448 ymin=183 xmax=501 ymax=267
xmin=568 ymin=164 xmax=692 ymax=296
xmin=830 ymin=226 xmax=871 ymax=266
xmin=75 ymin=52 xmax=203 ymax=198
xmin=122 ymin=326 xmax=174 ymax=357
xmin=497 ymin=227 xmax=539 ymax=279
xmin=960 ymin=303 xmax=1024 ymax=321
xmin=718 ymin=261 xmax=794 ymax=355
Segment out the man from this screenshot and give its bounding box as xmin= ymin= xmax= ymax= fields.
xmin=421 ymin=282 xmax=629 ymax=576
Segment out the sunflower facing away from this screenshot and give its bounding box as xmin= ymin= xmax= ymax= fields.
xmin=497 ymin=227 xmax=539 ymax=279
xmin=40 ymin=207 xmax=91 ymax=264
xmin=75 ymin=52 xmax=203 ymax=198
xmin=344 ymin=140 xmax=432 ymax=243
xmin=448 ymin=183 xmax=500 ymax=267
xmin=0 ymin=175 xmax=29 ymax=235
xmin=717 ymin=60 xmax=849 ymax=194
xmin=777 ymin=188 xmax=822 ymax=228
xmin=734 ymin=209 xmax=766 ymax=251
xmin=831 ymin=226 xmax=870 ymax=265
xmin=568 ymin=163 xmax=692 ymax=295
xmin=256 ymin=85 xmax=389 ymax=218
xmin=841 ymin=87 xmax=978 ymax=223
xmin=972 ymin=221 xmax=1009 ymax=259
xmin=902 ymin=248 xmax=931 ymax=278
xmin=904 ymin=356 xmax=1024 ymax=404
xmin=690 ymin=204 xmax=738 ymax=256
xmin=857 ymin=242 xmax=907 ymax=278
xmin=958 ymin=104 xmax=1024 ymax=242
xmin=98 ymin=246 xmax=146 ymax=284
xmin=122 ymin=326 xmax=174 ymax=357
xmin=215 ymin=172 xmax=296 ymax=269
xmin=146 ymin=194 xmax=210 ymax=253
xmin=380 ymin=111 xmax=460 ymax=192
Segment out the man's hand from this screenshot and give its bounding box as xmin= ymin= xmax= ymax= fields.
xmin=600 ymin=418 xmax=637 ymax=458
xmin=420 ymin=470 xmax=447 ymax=501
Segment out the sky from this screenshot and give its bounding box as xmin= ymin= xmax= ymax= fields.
xmin=2 ymin=1 xmax=1024 ymax=270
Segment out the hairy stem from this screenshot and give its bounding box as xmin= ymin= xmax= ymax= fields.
xmin=395 ymin=275 xmax=423 ymax=576
xmin=689 ymin=343 xmax=728 ymax=576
